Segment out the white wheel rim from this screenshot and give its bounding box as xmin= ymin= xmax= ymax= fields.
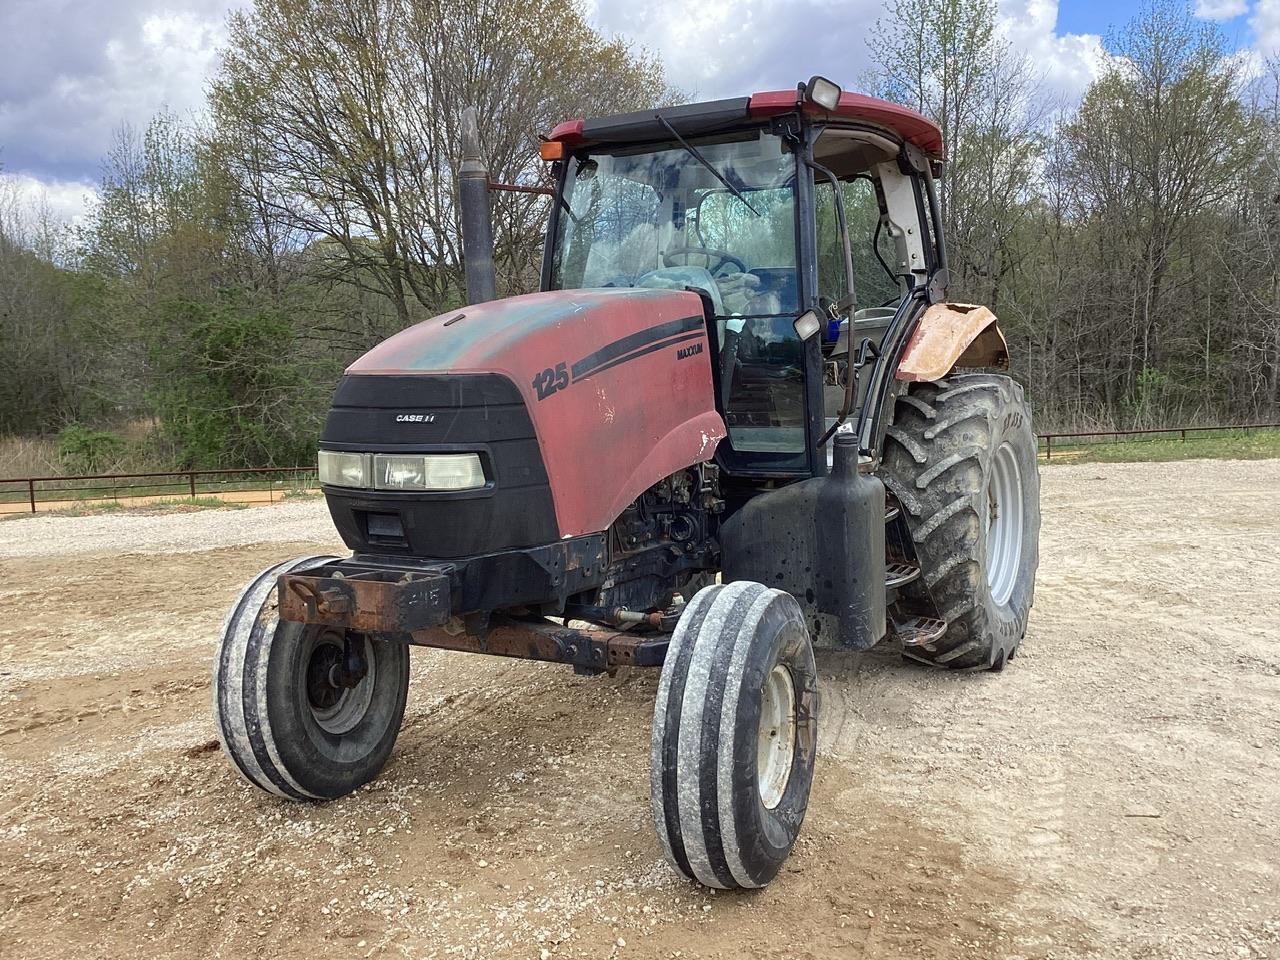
xmin=985 ymin=442 xmax=1024 ymax=607
xmin=757 ymin=664 xmax=797 ymax=810
xmin=305 ymin=632 xmax=377 ymax=736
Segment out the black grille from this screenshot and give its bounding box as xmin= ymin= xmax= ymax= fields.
xmin=319 ymin=374 xmax=559 ymax=559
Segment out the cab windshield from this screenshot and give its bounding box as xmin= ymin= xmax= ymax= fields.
xmin=549 ymin=130 xmax=807 ymax=460
xmin=549 ymin=131 xmax=798 ymax=314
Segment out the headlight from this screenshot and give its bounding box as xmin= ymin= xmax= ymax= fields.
xmin=318 ymin=450 xmax=487 ymax=491
xmin=373 ymin=453 xmax=485 ymax=491
xmin=318 ymin=450 xmax=370 ymax=488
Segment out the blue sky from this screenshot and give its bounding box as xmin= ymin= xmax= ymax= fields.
xmin=2 ymin=0 xmax=1278 ymax=223
xmin=1056 ymin=0 xmax=1151 ymax=35
xmin=1056 ymin=0 xmax=1253 ymax=40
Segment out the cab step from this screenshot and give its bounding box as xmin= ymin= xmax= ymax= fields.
xmin=885 ymin=560 xmax=920 ymax=589
xmin=890 ymin=614 xmax=947 ymax=649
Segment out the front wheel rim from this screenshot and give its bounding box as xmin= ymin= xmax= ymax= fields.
xmin=985 ymin=441 xmax=1024 ymax=607
xmin=305 ymin=632 xmax=376 ymax=735
xmin=757 ymin=664 xmax=798 ymax=810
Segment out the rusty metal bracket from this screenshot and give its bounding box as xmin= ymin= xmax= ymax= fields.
xmin=278 ymin=565 xmax=452 ymax=633
xmin=409 ymin=618 xmax=670 ymax=670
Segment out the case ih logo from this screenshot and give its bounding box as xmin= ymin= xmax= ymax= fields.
xmin=395 ymin=414 xmax=435 ymax=422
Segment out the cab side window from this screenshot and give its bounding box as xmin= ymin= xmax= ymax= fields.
xmin=814 ymin=177 xmax=903 ymax=311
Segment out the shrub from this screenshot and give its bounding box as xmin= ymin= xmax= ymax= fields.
xmin=56 ymin=424 xmax=126 ymax=474
xmin=146 ymin=296 xmax=330 ymax=468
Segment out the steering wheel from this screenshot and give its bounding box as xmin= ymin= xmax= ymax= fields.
xmin=663 ymin=246 xmax=746 ymax=277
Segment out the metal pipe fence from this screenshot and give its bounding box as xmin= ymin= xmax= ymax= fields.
xmin=1037 ymin=422 xmax=1280 ymax=460
xmin=2 ymin=423 xmax=1278 ymax=512
xmin=0 ymin=466 xmax=318 ymax=514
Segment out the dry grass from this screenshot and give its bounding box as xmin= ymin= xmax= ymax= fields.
xmin=0 ymin=435 xmax=60 ymax=478
xmin=0 ymin=420 xmax=163 ymax=480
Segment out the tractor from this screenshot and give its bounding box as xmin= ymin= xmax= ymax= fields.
xmin=213 ymin=77 xmax=1040 ymax=890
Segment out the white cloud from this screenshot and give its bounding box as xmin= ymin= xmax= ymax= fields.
xmin=585 ymin=0 xmax=1108 ymax=110
xmin=998 ymin=1 xmax=1107 ymax=103
xmin=6 ymin=0 xmax=1270 ymax=198
xmin=585 ymin=0 xmax=880 ymax=101
xmin=1195 ymin=0 xmax=1248 ymax=21
xmin=1254 ymin=0 xmax=1280 ymax=55
xmin=1 ymin=171 xmax=98 ymax=230
xmin=0 ymin=2 xmax=237 ymax=182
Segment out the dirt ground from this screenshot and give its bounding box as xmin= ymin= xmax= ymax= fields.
xmin=1 ymin=458 xmax=1277 ymax=960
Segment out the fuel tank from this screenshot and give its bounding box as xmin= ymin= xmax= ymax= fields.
xmin=322 ymin=288 xmax=726 ymax=556
xmin=720 ymin=434 xmax=886 ymax=649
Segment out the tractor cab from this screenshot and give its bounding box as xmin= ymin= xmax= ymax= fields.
xmin=540 ymin=78 xmax=947 ymax=478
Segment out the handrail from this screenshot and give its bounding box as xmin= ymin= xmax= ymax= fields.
xmin=3 ymin=421 xmax=1278 ymax=510
xmin=0 ymin=465 xmax=315 ymax=484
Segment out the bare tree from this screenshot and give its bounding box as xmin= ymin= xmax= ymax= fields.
xmin=211 ymin=0 xmax=672 ymax=327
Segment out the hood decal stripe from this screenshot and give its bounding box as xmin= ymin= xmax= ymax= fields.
xmin=570 ymin=314 xmax=704 ymax=382
xmin=573 ymin=333 xmax=704 ymax=384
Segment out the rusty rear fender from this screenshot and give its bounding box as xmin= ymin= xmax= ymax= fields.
xmin=895 ymin=302 xmax=1009 ymax=383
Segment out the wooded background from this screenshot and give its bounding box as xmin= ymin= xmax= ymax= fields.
xmin=2 ymin=0 xmax=1277 ymax=473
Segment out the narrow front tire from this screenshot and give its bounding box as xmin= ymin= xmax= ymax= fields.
xmin=651 ymin=582 xmax=818 ymax=889
xmin=213 ymin=556 xmax=410 ymax=801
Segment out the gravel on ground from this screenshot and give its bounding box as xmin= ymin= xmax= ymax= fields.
xmin=1 ymin=458 xmax=1277 ymax=959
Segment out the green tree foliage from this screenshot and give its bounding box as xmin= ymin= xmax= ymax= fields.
xmin=2 ymin=0 xmax=669 ymax=470
xmin=0 ymin=177 xmax=116 ymax=432
xmin=870 ymin=0 xmax=1043 ymax=312
xmin=146 ymin=297 xmax=330 ymax=467
xmin=1056 ymin=4 xmax=1254 ymax=413
xmin=81 ymin=113 xmax=244 ymax=310
xmin=3 ymin=0 xmax=1278 ymax=472
xmin=55 ymin=424 xmax=126 ymax=474
xmin=869 ymin=0 xmax=1274 ymax=426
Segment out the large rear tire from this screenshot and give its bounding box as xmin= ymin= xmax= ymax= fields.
xmin=213 ymin=556 xmax=411 ymax=800
xmin=651 ymin=581 xmax=818 ymax=888
xmin=880 ymin=373 xmax=1040 ymax=670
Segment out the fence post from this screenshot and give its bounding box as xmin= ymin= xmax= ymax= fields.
xmin=1180 ymin=428 xmax=1186 ymax=443
xmin=189 ymin=472 xmax=197 ymax=500
xmin=1046 ymin=435 xmax=1052 ymax=460
xmin=28 ymin=478 xmax=36 ymax=514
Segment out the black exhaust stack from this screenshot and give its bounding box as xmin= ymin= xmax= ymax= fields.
xmin=458 ymin=106 xmax=497 ymax=305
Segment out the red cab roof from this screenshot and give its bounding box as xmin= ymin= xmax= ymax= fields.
xmin=548 ymin=89 xmax=943 ymax=159
xmin=746 ymin=90 xmax=943 ymax=157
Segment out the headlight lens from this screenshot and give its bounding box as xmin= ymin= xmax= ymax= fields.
xmin=373 ymin=453 xmax=486 ymax=491
xmin=318 ymin=451 xmax=487 ymax=491
xmin=317 ymin=450 xmax=370 ymax=488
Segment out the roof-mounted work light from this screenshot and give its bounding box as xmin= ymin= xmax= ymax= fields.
xmin=805 ymin=75 xmax=842 ymax=111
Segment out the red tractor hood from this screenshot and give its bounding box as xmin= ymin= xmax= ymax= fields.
xmin=347 ymin=288 xmax=727 ymax=538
